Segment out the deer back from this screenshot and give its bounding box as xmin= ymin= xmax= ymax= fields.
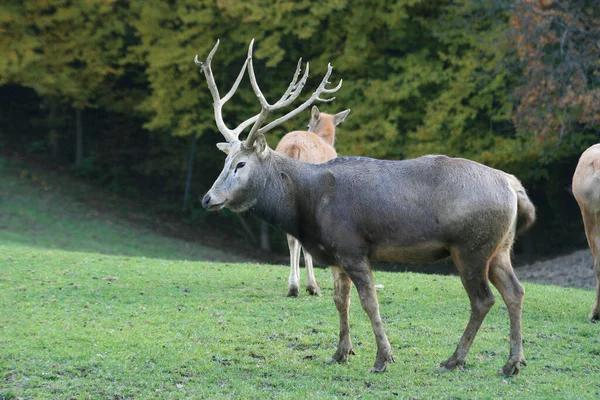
xmin=275 ymin=130 xmax=337 ymax=164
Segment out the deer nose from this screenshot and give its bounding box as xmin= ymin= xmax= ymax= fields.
xmin=201 ymin=194 xmax=211 ymax=209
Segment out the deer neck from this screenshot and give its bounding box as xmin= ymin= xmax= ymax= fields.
xmin=316 ymin=120 xmax=336 ymax=146
xmin=250 ymin=151 xmax=318 ymax=239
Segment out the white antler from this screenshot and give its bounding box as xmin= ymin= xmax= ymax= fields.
xmin=194 ymin=40 xmax=257 ymax=143
xmin=244 ymin=39 xmax=343 ymax=148
xmin=195 ymin=39 xmax=343 ymax=147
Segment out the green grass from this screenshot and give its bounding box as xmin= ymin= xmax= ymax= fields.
xmin=2 ymin=159 xmax=600 ymax=398
xmin=1 ymin=245 xmax=600 ymax=399
xmin=0 ymin=159 xmax=239 ymax=262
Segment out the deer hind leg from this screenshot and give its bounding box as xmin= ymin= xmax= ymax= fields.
xmin=489 ymin=245 xmax=526 ymax=376
xmin=581 ymin=208 xmax=600 ymax=320
xmin=328 ymin=266 xmax=355 ymax=363
xmin=592 ymin=252 xmax=600 ymax=321
xmin=342 ymin=259 xmax=394 ymax=373
xmin=286 ymin=234 xmax=301 ymax=297
xmin=302 ymin=249 xmax=321 ymax=296
xmin=440 ymin=248 xmax=495 ymax=372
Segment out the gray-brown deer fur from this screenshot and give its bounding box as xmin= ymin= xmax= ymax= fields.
xmin=572 ymin=143 xmax=600 ymax=320
xmin=196 ymin=40 xmax=536 ymax=376
xmin=275 ymin=106 xmax=350 ymax=297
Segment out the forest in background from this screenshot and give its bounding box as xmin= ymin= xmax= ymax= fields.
xmin=0 ymin=0 xmax=599 ymax=258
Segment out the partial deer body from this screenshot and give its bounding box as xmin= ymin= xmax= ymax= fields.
xmin=275 ymin=106 xmax=350 ymax=297
xmin=572 ymin=143 xmax=600 ymax=320
xmin=195 ymin=40 xmax=535 ymax=375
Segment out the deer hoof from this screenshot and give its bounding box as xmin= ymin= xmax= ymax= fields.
xmin=326 ymin=355 xmax=349 ymax=364
xmin=370 ymin=351 xmax=394 ymax=373
xmin=369 ymin=364 xmax=387 ymax=373
xmin=588 ymin=311 xmax=600 ymax=321
xmin=329 ymin=348 xmax=355 ymax=364
xmin=306 ymin=285 xmax=321 ymax=296
xmin=286 ymin=286 xmax=299 ymax=297
xmin=499 ymin=359 xmax=525 ymax=376
xmin=438 ymin=357 xmax=465 ymax=372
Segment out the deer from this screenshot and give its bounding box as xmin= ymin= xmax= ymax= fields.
xmin=276 ymin=105 xmax=350 ymax=297
xmin=195 ymin=39 xmax=536 ymax=376
xmin=572 ymin=143 xmax=600 ymax=320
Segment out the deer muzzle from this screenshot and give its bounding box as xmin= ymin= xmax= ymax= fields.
xmin=201 ymin=192 xmax=226 ymax=211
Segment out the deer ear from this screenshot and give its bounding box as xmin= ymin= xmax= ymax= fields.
xmin=253 ymin=133 xmax=268 ymax=156
xmin=216 ymin=142 xmax=231 ymax=154
xmin=334 ymin=109 xmax=350 ymax=126
xmin=311 ymin=105 xmax=320 ymax=122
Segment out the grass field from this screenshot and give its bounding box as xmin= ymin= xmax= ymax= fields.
xmin=2 ymin=160 xmax=600 ymax=399
xmin=0 ymin=158 xmax=239 ymax=262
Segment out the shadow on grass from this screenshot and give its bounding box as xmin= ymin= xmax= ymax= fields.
xmin=0 ymin=161 xmax=262 ymax=263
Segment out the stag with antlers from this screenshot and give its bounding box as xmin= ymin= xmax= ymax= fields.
xmin=195 ymin=40 xmax=535 ymax=375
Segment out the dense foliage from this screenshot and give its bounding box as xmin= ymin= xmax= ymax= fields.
xmin=1 ymin=0 xmax=599 ymax=256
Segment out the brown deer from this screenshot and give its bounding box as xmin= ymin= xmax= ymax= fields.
xmin=276 ymin=106 xmax=350 ymax=297
xmin=572 ymin=143 xmax=600 ymax=320
xmin=195 ymin=40 xmax=535 ymax=375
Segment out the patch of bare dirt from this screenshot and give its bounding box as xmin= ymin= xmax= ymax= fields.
xmin=515 ymin=249 xmax=595 ymax=290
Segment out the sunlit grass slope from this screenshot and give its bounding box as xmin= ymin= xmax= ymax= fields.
xmin=0 ymin=159 xmax=237 ymax=261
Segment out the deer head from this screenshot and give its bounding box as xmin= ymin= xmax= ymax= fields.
xmin=195 ymin=40 xmax=343 ymax=212
xmin=308 ymin=106 xmax=351 ymax=132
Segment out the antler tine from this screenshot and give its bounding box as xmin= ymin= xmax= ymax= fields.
xmin=272 ymin=58 xmax=308 ymax=107
xmin=272 ymin=62 xmax=310 ymax=109
xmin=315 ymin=74 xmax=344 ymax=103
xmin=243 ymin=40 xmax=343 ymax=148
xmin=195 ymin=40 xmax=259 ymax=142
xmin=245 ymin=42 xmax=309 ymax=111
xmin=246 ymin=39 xmax=271 ymax=110
xmin=257 ymin=64 xmax=343 ymax=135
xmin=222 ymin=57 xmax=249 ymax=104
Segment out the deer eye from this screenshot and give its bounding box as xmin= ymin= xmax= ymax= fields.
xmin=235 ymin=162 xmax=246 ymax=172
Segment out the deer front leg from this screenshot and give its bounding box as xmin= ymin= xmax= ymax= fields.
xmin=303 ymin=249 xmax=321 ymax=296
xmin=327 ymin=266 xmax=355 ymax=363
xmin=286 ymin=234 xmax=301 ymax=297
xmin=591 ymin=254 xmax=600 ymax=321
xmin=343 ymin=261 xmax=394 ymax=373
xmin=580 ymin=208 xmax=600 ymax=320
xmin=587 ymin=223 xmax=600 ymax=320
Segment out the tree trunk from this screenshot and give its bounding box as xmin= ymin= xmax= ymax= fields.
xmin=235 ymin=214 xmax=258 ymax=245
xmin=145 ymin=131 xmax=154 ymax=176
xmin=48 ymin=102 xmax=59 ymax=159
xmin=260 ymin=220 xmax=271 ymax=251
xmin=75 ymin=108 xmax=83 ymax=166
xmin=183 ymin=134 xmax=198 ymax=210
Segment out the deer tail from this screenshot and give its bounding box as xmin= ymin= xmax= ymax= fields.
xmin=508 ymin=175 xmax=536 ymax=235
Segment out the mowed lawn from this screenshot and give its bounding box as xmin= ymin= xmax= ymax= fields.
xmin=2 ymin=160 xmax=600 ymax=399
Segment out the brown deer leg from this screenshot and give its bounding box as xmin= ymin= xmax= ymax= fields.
xmin=440 ymin=249 xmax=495 ymax=371
xmin=286 ymin=235 xmax=301 ymax=297
xmin=343 ymin=260 xmax=394 ymax=373
xmin=592 ymin=253 xmax=600 ymax=321
xmin=303 ymin=249 xmax=321 ymax=296
xmin=489 ymin=247 xmax=526 ymax=376
xmin=582 ymin=208 xmax=600 ymax=320
xmin=328 ymin=266 xmax=355 ymax=363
